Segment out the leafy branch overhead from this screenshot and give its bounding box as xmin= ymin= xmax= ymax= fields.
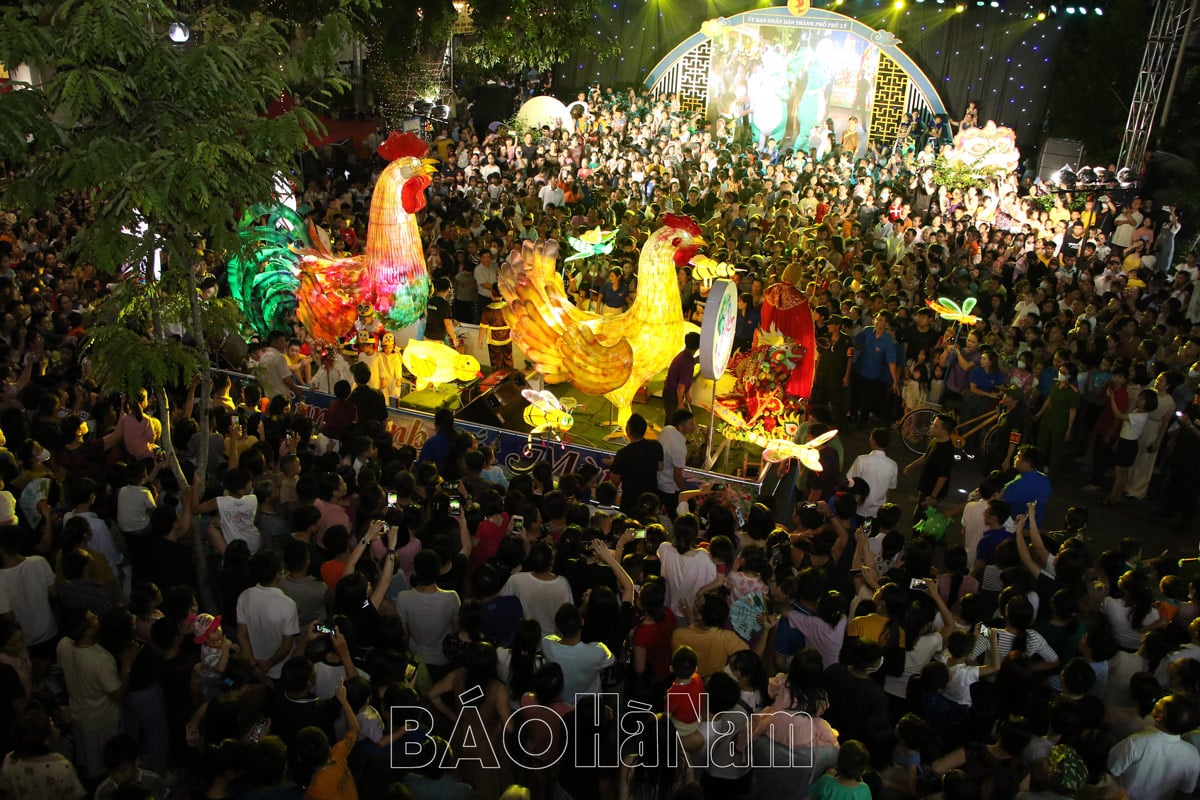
xmin=458 ymin=0 xmax=620 ymax=74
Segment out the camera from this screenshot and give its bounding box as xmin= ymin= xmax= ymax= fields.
xmin=315 ymin=623 xmax=335 ymax=636
xmin=387 ymin=491 xmax=398 ymax=507
xmin=510 ymin=515 xmax=525 ymax=536
xmin=909 ymin=578 xmax=926 ymax=591
xmin=449 ymin=497 xmax=462 ymax=517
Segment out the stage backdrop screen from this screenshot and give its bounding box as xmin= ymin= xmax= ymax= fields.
xmin=707 ymin=16 xmax=880 ymax=157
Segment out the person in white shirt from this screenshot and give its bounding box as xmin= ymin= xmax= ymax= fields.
xmin=474 ymin=252 xmax=499 ymax=305
xmin=541 ymin=603 xmax=614 ymax=704
xmin=310 ymin=348 xmax=354 ymax=395
xmin=0 ymin=526 xmax=56 ymax=656
xmin=1108 ymin=694 xmax=1200 ymax=800
xmin=197 ymin=467 xmax=261 ymax=554
xmin=236 ymin=551 xmax=300 ymax=681
xmin=657 ymin=514 xmax=716 ymax=620
xmin=255 ymin=331 xmax=301 ymax=401
xmin=846 ymin=428 xmax=898 ymax=519
xmin=656 ymin=410 xmax=695 ymax=508
xmin=1105 ymin=386 xmax=1154 ymax=506
xmin=500 ymin=544 xmax=572 ymax=635
xmin=394 ymin=549 xmax=461 ymax=673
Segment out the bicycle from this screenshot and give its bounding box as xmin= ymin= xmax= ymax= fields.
xmin=898 ymin=403 xmax=1002 ymax=457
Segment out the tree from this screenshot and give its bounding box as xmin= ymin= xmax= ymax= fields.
xmin=457 ymin=0 xmax=619 ymax=76
xmin=0 ymin=0 xmax=361 ymax=602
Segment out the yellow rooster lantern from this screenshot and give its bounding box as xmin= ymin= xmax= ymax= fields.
xmin=500 ymin=215 xmax=705 ymax=427
xmin=759 ymin=429 xmax=839 ymax=468
xmin=401 ymin=340 xmax=481 ymax=391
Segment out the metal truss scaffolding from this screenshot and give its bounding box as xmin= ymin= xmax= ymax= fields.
xmin=1118 ymin=0 xmax=1196 ymax=171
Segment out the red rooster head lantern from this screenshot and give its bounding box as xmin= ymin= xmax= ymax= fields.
xmin=662 ymin=214 xmax=704 ymax=267
xmin=379 ymin=131 xmax=436 ymax=214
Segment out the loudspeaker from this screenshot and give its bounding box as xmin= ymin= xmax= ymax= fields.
xmin=457 ymin=375 xmax=530 ymax=432
xmin=1037 ymin=138 xmax=1086 ymax=183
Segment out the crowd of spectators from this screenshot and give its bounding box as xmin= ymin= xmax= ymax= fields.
xmin=0 ymin=81 xmax=1198 ymax=800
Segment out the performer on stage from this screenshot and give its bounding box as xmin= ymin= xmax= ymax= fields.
xmin=479 ymin=299 xmax=514 ymax=371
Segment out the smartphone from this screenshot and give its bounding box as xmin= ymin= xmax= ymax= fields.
xmin=387 ymin=491 xmax=399 ymax=507
xmin=510 ymin=515 xmax=525 ymax=536
xmin=735 ymin=507 xmax=745 ymax=529
xmin=862 ymin=519 xmax=874 ymax=535
xmin=449 ymin=497 xmax=462 ymax=517
xmin=909 ymin=578 xmax=926 ymax=591
xmin=978 ymin=624 xmax=991 ymax=638
xmin=633 ymin=529 xmax=647 ymax=540
xmin=231 ymin=415 xmax=239 ymax=426
xmin=1177 ymin=411 xmax=1186 ymax=419
xmin=315 ymin=623 xmax=335 ymax=636
xmin=711 ymin=483 xmax=726 ymax=492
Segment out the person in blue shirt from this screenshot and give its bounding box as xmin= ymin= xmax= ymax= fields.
xmin=1001 ymin=445 xmax=1052 ymax=527
xmin=850 ymin=311 xmax=900 ymax=427
xmin=600 ymin=267 xmax=630 ymax=315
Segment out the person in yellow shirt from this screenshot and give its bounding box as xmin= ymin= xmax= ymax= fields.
xmin=292 ymin=679 xmax=360 ymax=799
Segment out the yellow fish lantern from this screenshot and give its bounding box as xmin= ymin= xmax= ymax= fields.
xmin=759 ymin=428 xmax=838 ymax=468
xmin=521 ymin=389 xmax=577 ymax=438
xmin=401 ymin=339 xmax=481 ymax=391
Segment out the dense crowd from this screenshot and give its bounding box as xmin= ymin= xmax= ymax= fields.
xmin=0 ymin=80 xmax=1198 ymax=800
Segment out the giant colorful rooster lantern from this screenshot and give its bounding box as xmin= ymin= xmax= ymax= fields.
xmin=500 ymin=215 xmax=705 ymax=427
xmin=228 ymin=132 xmax=435 ymax=342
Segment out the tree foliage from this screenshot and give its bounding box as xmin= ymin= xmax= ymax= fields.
xmin=458 ymin=0 xmax=620 ymax=75
xmin=0 ymin=0 xmax=360 ymax=384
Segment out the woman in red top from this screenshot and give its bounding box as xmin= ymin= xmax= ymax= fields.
xmin=470 ymin=489 xmax=511 ymax=569
xmin=631 ymin=577 xmax=676 ymax=706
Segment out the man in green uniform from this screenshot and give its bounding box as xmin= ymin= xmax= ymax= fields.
xmin=1034 ymin=362 xmax=1079 ymax=480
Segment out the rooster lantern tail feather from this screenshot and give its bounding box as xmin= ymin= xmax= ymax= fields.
xmin=228 ymin=203 xmax=305 ymax=337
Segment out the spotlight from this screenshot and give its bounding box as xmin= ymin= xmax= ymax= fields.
xmin=1055 ymin=167 xmax=1078 ymax=188
xmin=1065 ymin=5 xmax=1075 ymax=12
xmin=989 ymin=0 xmax=999 ymax=6
xmin=167 ymin=22 xmax=190 ymax=43
xmin=894 ymin=0 xmax=905 ymax=8
xmin=1117 ymin=167 xmax=1135 ymax=187
xmin=1077 ymin=166 xmax=1098 ymax=185
xmin=1037 ymin=11 xmax=1046 ymax=19
xmin=955 ymin=3 xmax=965 ymax=9
xmin=1094 ymin=6 xmax=1103 ymax=13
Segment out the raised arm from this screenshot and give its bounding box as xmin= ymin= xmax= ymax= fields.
xmin=1011 ymin=514 xmax=1042 ymax=578
xmin=921 ymin=578 xmax=958 ymax=641
xmin=1026 ymin=501 xmax=1051 ymax=566
xmin=344 ymin=520 xmax=383 ymax=577
xmin=368 ymin=525 xmax=399 ymax=610
xmin=592 ymin=539 xmax=635 ymax=604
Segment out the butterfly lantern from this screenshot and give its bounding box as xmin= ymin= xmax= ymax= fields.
xmin=564 ymin=227 xmax=617 ymax=263
xmin=759 ymin=429 xmax=838 ymax=468
xmin=521 ymin=389 xmax=579 ymax=443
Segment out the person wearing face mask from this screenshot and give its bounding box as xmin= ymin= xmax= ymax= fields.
xmin=1034 ymin=361 xmax=1079 ymax=480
